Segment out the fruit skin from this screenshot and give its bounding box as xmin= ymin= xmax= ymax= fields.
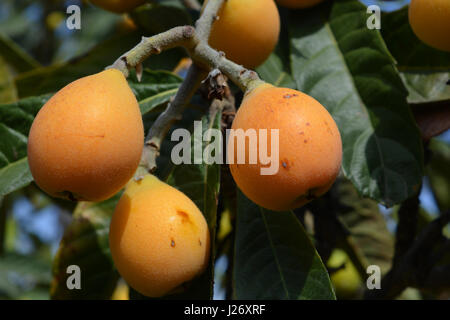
xmin=328 ymin=250 xmax=361 ymax=299
xmin=208 ymin=0 xmax=280 ymax=69
xmin=228 ymin=84 xmax=342 ymax=212
xmin=27 ymin=69 xmax=144 ymax=202
xmin=90 ymin=0 xmax=145 ymax=14
xmin=109 ymin=175 xmax=210 ymax=297
xmin=408 ymin=0 xmax=450 ymax=52
xmin=276 ymin=0 xmax=325 ymax=9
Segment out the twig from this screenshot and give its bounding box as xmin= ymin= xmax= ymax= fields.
xmin=139 ymin=64 xmax=206 ymax=173
xmin=108 ymin=1 xmax=264 ymax=92
xmin=364 ymin=211 xmax=450 ymax=299
xmin=109 ymin=26 xmax=197 ymax=78
xmin=195 ymin=0 xmax=223 ymax=41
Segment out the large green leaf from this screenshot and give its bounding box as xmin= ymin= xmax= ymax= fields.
xmin=289 ymin=0 xmax=423 ymax=207
xmin=233 ymin=191 xmax=335 ymax=300
xmin=50 ymin=195 xmax=121 ymax=300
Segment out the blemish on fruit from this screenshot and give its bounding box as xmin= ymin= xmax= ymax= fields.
xmin=59 ymin=190 xmax=78 ymax=202
xmin=299 ymin=131 xmax=304 ymax=135
xmin=171 ymin=239 xmax=176 ymax=248
xmin=199 ymin=239 xmax=202 ymax=246
xmin=281 ymin=159 xmax=290 ymax=169
xmin=283 ymin=93 xmax=298 ymax=99
xmin=177 ymin=210 xmax=192 ymax=224
xmin=304 ymin=139 xmax=308 ymax=143
xmin=306 ymin=122 xmax=310 ymax=126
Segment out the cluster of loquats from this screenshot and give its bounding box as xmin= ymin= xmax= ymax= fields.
xmin=28 ymin=0 xmax=344 ymax=298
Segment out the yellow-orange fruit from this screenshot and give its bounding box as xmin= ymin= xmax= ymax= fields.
xmin=208 ymin=0 xmax=280 ymax=69
xmin=27 ymin=69 xmax=144 ymax=202
xmin=228 ymin=84 xmax=342 ymax=211
xmin=409 ymin=0 xmax=450 ymax=52
xmin=89 ymin=0 xmax=145 ymax=14
xmin=276 ymin=0 xmax=325 ymax=9
xmin=109 ymin=175 xmax=210 ymax=297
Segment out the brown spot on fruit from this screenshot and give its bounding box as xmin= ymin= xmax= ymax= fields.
xmin=108 ymin=175 xmax=210 ymax=298
xmin=281 ymin=159 xmax=290 ymax=169
xmin=177 ymin=210 xmax=192 ymax=224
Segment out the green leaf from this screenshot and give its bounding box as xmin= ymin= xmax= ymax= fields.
xmin=0 ymin=158 xmax=32 ymax=198
xmin=256 ymin=46 xmax=296 ymax=89
xmin=0 ymin=94 xmax=50 ymax=196
xmin=400 ymin=71 xmax=450 ymax=104
xmin=0 ymin=55 xmax=17 ymax=104
xmin=0 ymin=32 xmax=40 ymax=73
xmin=234 ymin=191 xmax=335 ymax=300
xmin=50 ymin=195 xmax=121 ymax=300
xmin=381 ymin=8 xmax=450 ymax=71
xmin=334 ymin=178 xmax=394 ymax=274
xmin=289 ymin=0 xmax=423 ymax=206
xmin=127 ymin=69 xmax=182 ymax=115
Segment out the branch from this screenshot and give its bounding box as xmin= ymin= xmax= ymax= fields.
xmin=195 ymin=0 xmax=223 ymax=41
xmin=108 ymin=0 xmax=264 ymax=92
xmin=138 ymin=64 xmax=206 ymax=174
xmin=364 ymin=210 xmax=450 ymax=299
xmin=109 ymin=26 xmax=197 ymax=78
